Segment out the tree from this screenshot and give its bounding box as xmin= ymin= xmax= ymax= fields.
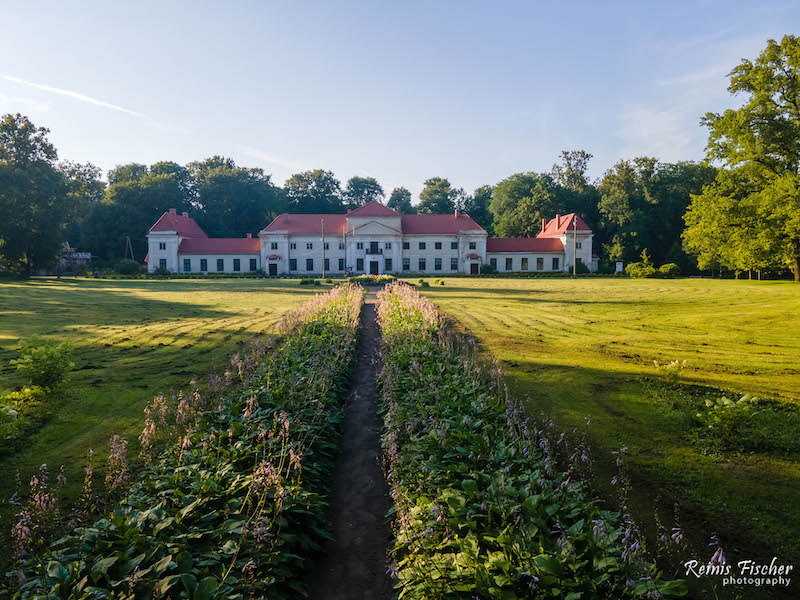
xmin=463 ymin=185 xmax=494 ymax=233
xmin=0 ymin=114 xmax=74 ymax=275
xmin=193 ymin=160 xmax=281 ymax=237
xmin=387 ymin=187 xmax=416 ymax=214
xmin=107 ymin=163 xmax=147 ymax=184
xmin=490 ymin=172 xmax=561 ymax=237
xmin=417 ymin=177 xmax=455 ymax=214
xmin=686 ymin=35 xmax=800 ymax=281
xmin=343 ymin=176 xmax=384 ymax=207
xmin=284 ymin=169 xmax=343 ymax=213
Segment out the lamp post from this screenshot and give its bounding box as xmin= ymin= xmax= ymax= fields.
xmin=572 ymin=215 xmax=577 ymax=278
xmin=321 ymin=218 xmax=326 ymax=279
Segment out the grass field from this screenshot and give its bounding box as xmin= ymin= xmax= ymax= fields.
xmin=0 ymin=278 xmax=319 ymax=515
xmin=412 ymin=277 xmax=800 ymax=589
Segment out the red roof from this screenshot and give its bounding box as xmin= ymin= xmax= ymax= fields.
xmin=537 ymin=213 xmax=591 ymax=238
xmin=347 ymin=200 xmax=400 ymax=218
xmin=262 ymin=214 xmax=348 ymax=235
xmin=465 ymin=253 xmax=480 ymax=259
xmin=149 ymin=210 xmax=207 ymax=238
xmin=178 ymin=238 xmax=259 ymax=254
xmin=267 ymin=254 xmax=281 ymax=260
xmin=487 ymin=238 xmax=564 ymax=253
xmin=401 ymin=213 xmax=485 ymax=234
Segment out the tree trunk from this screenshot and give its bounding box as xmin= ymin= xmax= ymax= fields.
xmin=792 ymin=240 xmax=800 ymax=283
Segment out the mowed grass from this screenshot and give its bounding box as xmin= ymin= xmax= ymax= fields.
xmin=412 ymin=277 xmax=800 ymax=584
xmin=0 ymin=278 xmax=319 ymax=513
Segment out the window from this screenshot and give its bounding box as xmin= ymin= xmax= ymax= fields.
xmin=434 ymin=257 xmax=442 ymax=270
xmin=521 ymin=257 xmax=528 ymax=271
xmin=469 ymin=242 xmax=476 ymax=250
xmin=183 ymin=258 xmax=191 ymax=272
xmin=356 ymin=258 xmax=364 ymax=271
xmin=306 ymin=258 xmax=314 ymax=271
xmin=384 ymin=258 xmax=392 ymax=271
xmin=357 ymin=242 xmax=364 ymax=250
xmin=490 ymin=258 xmax=497 ymax=269
xmin=435 ymin=242 xmax=442 ymax=250
xmin=505 ymin=257 xmax=513 ymax=271
xmin=324 ymin=242 xmax=329 ymax=250
xmin=403 ymin=258 xmax=410 ymax=271
xmin=200 ymin=259 xmax=208 ymax=271
xmin=159 ymin=258 xmax=167 ymax=270
xmin=339 ymin=242 xmax=345 ymax=250
xmin=324 ymin=258 xmax=330 ymax=271
xmin=419 ymin=258 xmax=426 ymax=271
xmin=338 ymin=258 xmax=345 ymax=270
xmin=552 ymin=257 xmax=560 ymax=270
xmin=217 ymin=258 xmax=224 ymax=271
xmin=290 ymin=243 xmax=296 ymax=250
xmin=271 ymin=242 xmax=278 ymax=250
xmin=451 ymin=241 xmax=458 ymax=250
xmin=250 ymin=258 xmax=257 ymax=271
xmin=576 ymin=242 xmax=582 ymax=249
xmin=450 ymin=257 xmax=458 ymax=270
xmin=233 ymin=259 xmax=241 ymax=272
xmin=536 ymin=257 xmax=544 ymax=271
xmin=419 ymin=242 xmax=426 ymax=250
xmin=289 ymin=258 xmax=297 ymax=271
xmin=385 ymin=242 xmax=392 ymax=249
xmin=403 ymin=242 xmax=410 ymax=250
xmin=307 ymin=243 xmax=313 ymax=250
xmin=159 ymin=242 xmax=166 ymax=250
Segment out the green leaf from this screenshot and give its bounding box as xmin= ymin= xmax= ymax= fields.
xmin=158 ymin=574 xmax=181 ymax=595
xmin=91 ymin=556 xmax=119 ymax=581
xmin=193 ymin=576 xmax=219 ymax=600
xmin=46 ymin=560 xmax=66 ymax=581
xmin=153 ymin=553 xmax=174 ymax=576
xmin=181 ymin=573 xmax=198 ymax=594
xmin=533 ymin=554 xmax=564 ymax=577
xmin=461 ymin=479 xmax=478 ymax=493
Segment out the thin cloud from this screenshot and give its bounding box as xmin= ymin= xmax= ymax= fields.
xmin=238 ymin=144 xmax=308 ymax=172
xmin=0 ymin=73 xmax=144 ymax=117
xmin=0 ymin=93 xmax=50 ymax=113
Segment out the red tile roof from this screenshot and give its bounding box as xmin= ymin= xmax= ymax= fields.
xmin=178 ymin=238 xmax=260 ymax=254
xmin=537 ymin=213 xmax=591 ymax=238
xmin=149 ymin=210 xmax=207 ymax=238
xmin=487 ymin=238 xmax=564 ymax=253
xmin=466 ymin=253 xmax=481 ymax=259
xmin=262 ymin=214 xmax=348 ymax=235
xmin=400 ymin=213 xmax=485 ymax=234
xmin=347 ymin=200 xmax=400 ymax=217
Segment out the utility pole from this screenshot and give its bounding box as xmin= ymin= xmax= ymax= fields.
xmin=321 ymin=218 xmax=326 ymax=279
xmin=572 ymin=215 xmax=577 ymax=278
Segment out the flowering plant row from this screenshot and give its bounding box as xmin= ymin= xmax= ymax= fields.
xmin=376 ymin=283 xmax=687 ymax=599
xmin=8 ymin=284 xmax=364 ymax=599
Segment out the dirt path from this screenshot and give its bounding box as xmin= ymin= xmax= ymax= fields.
xmin=307 ymin=295 xmax=394 ymax=600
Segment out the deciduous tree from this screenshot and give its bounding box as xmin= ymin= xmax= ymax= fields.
xmin=343 ymin=176 xmax=384 ymax=207
xmin=387 ymin=187 xmax=415 ymax=214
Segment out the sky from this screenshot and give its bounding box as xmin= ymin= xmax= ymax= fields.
xmin=1 ymin=1 xmax=797 ymax=199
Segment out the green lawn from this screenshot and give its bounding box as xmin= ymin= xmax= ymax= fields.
xmin=412 ymin=277 xmax=800 ymax=595
xmin=0 ymin=278 xmax=320 ymax=517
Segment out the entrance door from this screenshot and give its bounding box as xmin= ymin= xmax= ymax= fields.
xmin=470 ymin=263 xmax=479 ymax=275
xmin=370 ymin=261 xmax=379 ymax=275
xmin=268 ymin=263 xmax=278 ymax=276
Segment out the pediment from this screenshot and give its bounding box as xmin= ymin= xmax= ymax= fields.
xmin=349 ymin=220 xmax=402 ymax=235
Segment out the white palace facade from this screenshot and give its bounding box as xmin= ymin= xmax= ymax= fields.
xmin=146 ymin=201 xmax=597 ymax=276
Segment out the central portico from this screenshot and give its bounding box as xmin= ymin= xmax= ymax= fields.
xmin=259 ymin=200 xmax=488 ymax=275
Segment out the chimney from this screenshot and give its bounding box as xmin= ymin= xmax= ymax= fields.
xmin=347 ymin=209 xmax=351 ymax=214
xmin=454 ymin=209 xmax=460 ymax=218
xmin=541 ymin=218 xmax=546 ymax=233
xmin=182 ymin=212 xmax=188 ymax=218
xmin=556 ymin=214 xmax=561 ymax=227
xmin=246 ymin=233 xmax=252 ymax=239
xmin=169 ymin=208 xmax=177 ymax=215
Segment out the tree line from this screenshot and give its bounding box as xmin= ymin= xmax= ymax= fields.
xmin=1 ymin=35 xmax=798 ymax=279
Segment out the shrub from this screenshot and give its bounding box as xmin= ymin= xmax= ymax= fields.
xmin=299 ymin=278 xmax=317 ymax=285
xmin=3 ymin=385 xmax=47 ymax=404
xmin=151 ymin=266 xmax=171 ymax=278
xmin=11 ymin=336 xmax=74 ymax=390
xmin=479 ymin=262 xmax=496 ymax=274
xmin=419 ymin=280 xmax=430 ymax=287
xmin=625 ymin=262 xmax=657 ymax=278
xmin=325 ymin=278 xmax=333 ymax=283
xmin=114 ymin=259 xmax=142 ymax=275
xmin=659 ymin=263 xmax=680 ymax=278
xmin=569 ymin=261 xmax=591 ymax=275
xmin=417 ymin=278 xmax=425 ymax=284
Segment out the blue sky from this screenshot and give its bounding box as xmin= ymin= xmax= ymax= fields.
xmin=1 ymin=1 xmax=797 ymax=198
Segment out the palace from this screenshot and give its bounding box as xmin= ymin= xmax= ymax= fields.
xmin=146 ymin=201 xmax=597 ymax=275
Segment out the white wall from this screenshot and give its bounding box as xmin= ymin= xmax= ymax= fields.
xmin=178 ymin=254 xmax=261 ymax=273
xmin=147 ymin=232 xmax=180 ymax=272
xmin=486 ymin=253 xmax=564 ymax=272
